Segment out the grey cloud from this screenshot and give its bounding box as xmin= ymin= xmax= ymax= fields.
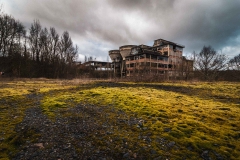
xmin=4 ymin=0 xmax=240 ymax=59
xmin=108 ymin=0 xmax=240 ymax=54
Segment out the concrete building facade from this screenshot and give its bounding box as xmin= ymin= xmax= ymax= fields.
xmin=109 ymin=38 xmax=193 ymax=78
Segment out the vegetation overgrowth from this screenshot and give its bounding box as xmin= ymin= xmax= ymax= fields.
xmin=0 ymin=79 xmax=239 ymax=159
xmin=0 ymin=79 xmax=75 ymax=158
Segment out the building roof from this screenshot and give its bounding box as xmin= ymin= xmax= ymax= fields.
xmin=109 ymin=50 xmax=120 ymax=53
xmin=154 ymin=38 xmax=185 ymax=48
xmin=119 ymin=45 xmax=137 ymax=49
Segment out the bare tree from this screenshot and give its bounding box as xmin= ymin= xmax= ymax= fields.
xmin=29 ymin=20 xmax=42 ymax=62
xmin=49 ymin=27 xmax=60 ymax=77
xmin=228 ymin=54 xmax=240 ymax=80
xmin=49 ymin=27 xmax=59 ymax=63
xmin=58 ymin=31 xmax=78 ymax=77
xmin=0 ymin=14 xmax=25 ymax=57
xmin=0 ymin=9 xmax=26 ymax=77
xmin=59 ymin=31 xmax=72 ymax=62
xmin=229 ymin=54 xmax=240 ymax=70
xmin=39 ymin=27 xmax=50 ymax=63
xmin=193 ymin=46 xmax=227 ymax=81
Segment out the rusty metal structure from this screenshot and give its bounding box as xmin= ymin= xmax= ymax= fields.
xmin=108 ymin=38 xmax=193 ymax=78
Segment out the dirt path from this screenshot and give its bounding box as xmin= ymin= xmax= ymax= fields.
xmin=12 ymin=94 xmax=173 ymax=160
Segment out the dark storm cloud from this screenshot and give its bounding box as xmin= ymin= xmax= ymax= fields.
xmin=3 ymin=0 xmax=240 ymax=60
xmin=107 ymin=0 xmax=240 ymax=55
xmin=173 ymin=1 xmax=240 ymax=53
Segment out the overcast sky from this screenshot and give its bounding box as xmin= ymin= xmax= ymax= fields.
xmin=1 ymin=0 xmax=240 ymax=62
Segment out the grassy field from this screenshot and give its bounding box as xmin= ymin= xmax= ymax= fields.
xmin=0 ymin=79 xmax=239 ymax=159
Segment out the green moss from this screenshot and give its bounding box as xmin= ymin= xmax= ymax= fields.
xmin=41 ymin=97 xmax=67 ymax=117
xmin=0 ymin=97 xmax=35 ymax=159
xmin=59 ymin=81 xmax=239 ymax=158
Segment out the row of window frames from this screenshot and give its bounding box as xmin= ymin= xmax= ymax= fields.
xmin=126 ymin=56 xmax=168 ymax=61
xmin=127 ymin=70 xmax=165 ymax=74
xmin=126 ymin=63 xmax=173 ymax=68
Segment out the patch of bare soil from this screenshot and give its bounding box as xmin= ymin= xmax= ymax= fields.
xmin=12 ymin=94 xmax=174 ymax=160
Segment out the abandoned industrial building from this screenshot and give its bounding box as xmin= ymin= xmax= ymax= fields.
xmin=82 ymin=38 xmax=193 ymax=79
xmin=108 ymin=39 xmax=193 ymax=78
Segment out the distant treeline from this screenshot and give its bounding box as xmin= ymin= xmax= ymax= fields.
xmin=0 ymin=9 xmax=78 ymax=78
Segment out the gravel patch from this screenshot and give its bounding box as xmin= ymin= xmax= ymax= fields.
xmin=12 ymin=94 xmax=170 ymax=159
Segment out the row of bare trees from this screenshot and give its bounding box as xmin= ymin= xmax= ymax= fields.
xmin=0 ymin=8 xmax=78 ymax=78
